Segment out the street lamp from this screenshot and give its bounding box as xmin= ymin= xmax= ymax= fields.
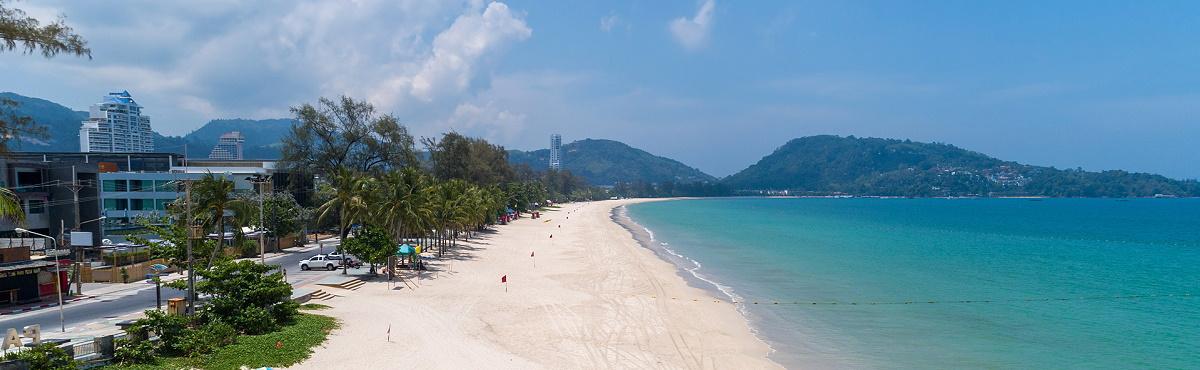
xmin=246 ymin=175 xmax=270 ymax=265
xmin=15 ymin=228 xmax=66 ymax=333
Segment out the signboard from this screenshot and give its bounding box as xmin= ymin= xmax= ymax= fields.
xmin=97 ymin=162 xmax=118 ymax=173
xmin=70 ymin=231 xmax=93 ymax=247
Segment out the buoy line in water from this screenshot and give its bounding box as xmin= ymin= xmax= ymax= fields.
xmin=650 ymin=293 xmax=1195 ymax=306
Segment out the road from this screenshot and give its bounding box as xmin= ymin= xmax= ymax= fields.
xmin=0 ymin=240 xmax=346 ymax=334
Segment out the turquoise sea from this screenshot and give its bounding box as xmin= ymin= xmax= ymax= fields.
xmin=623 ymin=198 xmax=1200 ymax=369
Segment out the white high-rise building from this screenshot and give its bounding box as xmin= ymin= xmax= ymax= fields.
xmin=208 ymin=131 xmax=245 ymax=160
xmin=79 ymin=91 xmax=155 ymax=153
xmin=549 ymin=134 xmax=562 ymax=170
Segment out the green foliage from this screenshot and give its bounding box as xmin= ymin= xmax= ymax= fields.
xmin=113 ymin=338 xmax=158 ymax=365
xmin=130 ymin=309 xmax=190 ymax=355
xmin=128 ymin=217 xmax=221 ymax=270
xmin=424 ymin=132 xmax=515 ymax=185
xmin=2 ymin=343 xmax=78 ymax=370
xmin=723 ymin=135 xmax=1200 ymax=197
xmin=0 ymin=1 xmax=91 ymax=58
xmin=280 ymin=96 xmax=418 ymax=175
xmin=179 ymin=322 xmax=237 ymax=356
xmin=105 ymin=314 xmax=338 ymax=370
xmin=341 ymin=226 xmax=394 ymax=274
xmin=193 ymin=260 xmax=298 ymax=335
xmin=299 ymin=303 xmax=331 ymax=310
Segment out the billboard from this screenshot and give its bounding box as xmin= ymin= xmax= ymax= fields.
xmin=70 ymin=231 xmax=93 ymax=246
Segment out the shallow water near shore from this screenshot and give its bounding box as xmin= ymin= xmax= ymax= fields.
xmin=625 ymin=198 xmax=1200 ymax=369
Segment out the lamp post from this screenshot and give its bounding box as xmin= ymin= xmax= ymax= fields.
xmin=246 ymin=175 xmax=270 ymax=264
xmin=15 ymin=228 xmax=65 ymax=333
xmin=70 ymin=216 xmax=106 ymax=295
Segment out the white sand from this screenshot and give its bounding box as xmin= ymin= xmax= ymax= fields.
xmin=291 ymin=199 xmax=780 ymax=369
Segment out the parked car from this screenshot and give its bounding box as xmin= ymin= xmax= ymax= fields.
xmin=325 ymin=252 xmax=363 ymax=268
xmin=299 ymin=255 xmax=337 ymax=271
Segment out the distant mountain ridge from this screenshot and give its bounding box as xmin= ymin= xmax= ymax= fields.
xmin=1 ymin=92 xmax=290 ymax=158
xmin=724 ymin=135 xmax=1200 ymax=197
xmin=507 ymin=139 xmax=715 ymax=185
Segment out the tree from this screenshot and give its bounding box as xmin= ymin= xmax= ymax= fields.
xmin=316 ymin=168 xmax=373 ymax=239
xmin=377 ymin=167 xmax=432 ymax=242
xmin=191 ymin=260 xmax=297 ymax=335
xmin=341 ymin=226 xmax=393 ymax=275
xmin=424 ymin=132 xmax=513 ymax=185
xmin=280 ymin=96 xmax=418 ymax=176
xmin=128 ymin=217 xmax=218 ymax=270
xmin=191 ymin=173 xmax=238 ymax=267
xmin=0 ymin=186 xmax=23 ymax=222
xmin=0 ymin=0 xmax=90 ymax=58
xmin=260 ymin=192 xmax=304 ymax=250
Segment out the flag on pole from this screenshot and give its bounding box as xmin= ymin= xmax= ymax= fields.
xmin=531 ymin=251 xmax=535 ymax=257
xmin=501 ymin=275 xmax=507 ymax=283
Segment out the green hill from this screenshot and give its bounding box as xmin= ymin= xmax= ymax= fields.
xmin=508 ymin=139 xmax=715 ymax=185
xmin=1 ymin=92 xmax=290 ymax=158
xmin=724 ymin=135 xmax=1200 ymax=197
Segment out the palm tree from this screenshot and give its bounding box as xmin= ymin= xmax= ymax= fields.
xmin=193 ymin=173 xmax=235 ymax=268
xmin=378 ymin=167 xmax=432 ymax=243
xmin=0 ymin=187 xmax=24 ymax=223
xmin=316 ymin=168 xmax=373 ymax=239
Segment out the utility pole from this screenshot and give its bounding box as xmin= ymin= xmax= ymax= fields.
xmin=247 ymin=174 xmax=271 ymax=264
xmin=184 ymin=181 xmax=196 ymax=315
xmin=56 ymin=165 xmax=90 ymax=295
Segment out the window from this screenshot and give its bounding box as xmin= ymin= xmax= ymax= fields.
xmin=130 ymin=180 xmax=154 ymax=192
xmin=102 ymin=180 xmax=128 ymax=192
xmin=130 ymin=199 xmax=149 ymax=211
xmin=155 ymin=180 xmax=176 ymax=192
xmin=103 ymin=198 xmax=129 ymax=211
xmin=156 ymin=199 xmax=175 ymax=210
xmin=27 ymin=199 xmax=46 ymax=214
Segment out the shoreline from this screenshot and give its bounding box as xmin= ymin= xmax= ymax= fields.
xmin=291 ymin=199 xmax=780 ymax=369
xmin=612 ymin=202 xmax=777 ymax=356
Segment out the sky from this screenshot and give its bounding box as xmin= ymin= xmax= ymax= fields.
xmin=2 ymin=0 xmax=1198 ymax=179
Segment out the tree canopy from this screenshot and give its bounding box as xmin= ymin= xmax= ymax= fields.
xmin=0 ymin=0 xmax=90 ymax=58
xmin=280 ymin=96 xmax=418 ymax=175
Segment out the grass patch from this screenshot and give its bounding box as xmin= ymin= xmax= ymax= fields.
xmin=105 ymin=313 xmax=338 ymax=370
xmin=299 ymin=303 xmax=331 ymax=310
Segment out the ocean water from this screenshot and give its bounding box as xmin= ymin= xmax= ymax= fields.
xmin=624 ymin=198 xmax=1200 ymax=369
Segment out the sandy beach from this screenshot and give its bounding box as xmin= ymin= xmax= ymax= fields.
xmin=290 ymin=199 xmax=779 ymax=369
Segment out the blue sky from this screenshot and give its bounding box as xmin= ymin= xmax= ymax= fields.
xmin=2 ymin=1 xmax=1198 ymax=179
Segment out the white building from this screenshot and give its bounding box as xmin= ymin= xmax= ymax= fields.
xmin=549 ymin=134 xmax=562 ymax=170
xmin=79 ymin=91 xmax=155 ymax=153
xmin=208 ymin=131 xmax=245 ymax=160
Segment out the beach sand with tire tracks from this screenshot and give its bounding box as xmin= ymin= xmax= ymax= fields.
xmin=290 ymin=199 xmax=779 ymax=369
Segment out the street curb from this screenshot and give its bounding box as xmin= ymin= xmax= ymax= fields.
xmin=0 ymin=295 xmax=94 ymax=316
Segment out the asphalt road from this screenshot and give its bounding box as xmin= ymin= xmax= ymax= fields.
xmin=0 ymin=241 xmax=346 ymax=334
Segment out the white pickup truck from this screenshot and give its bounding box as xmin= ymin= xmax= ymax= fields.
xmin=299 ymin=255 xmax=337 ymax=271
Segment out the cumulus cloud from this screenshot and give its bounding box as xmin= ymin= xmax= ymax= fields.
xmin=669 ymin=0 xmax=715 ymax=50
xmin=407 ymin=2 xmax=532 ymax=102
xmin=0 ymin=0 xmax=531 ymax=137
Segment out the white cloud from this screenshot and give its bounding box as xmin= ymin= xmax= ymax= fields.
xmin=600 ymin=14 xmax=621 ymax=32
xmin=0 ymin=0 xmax=532 ymax=137
xmin=669 ymin=0 xmax=715 ymax=51
xmin=407 ymin=2 xmax=532 ymax=102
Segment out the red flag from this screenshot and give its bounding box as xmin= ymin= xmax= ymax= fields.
xmin=530 ymin=251 xmax=535 ymax=257
xmin=501 ymin=275 xmax=507 ymax=283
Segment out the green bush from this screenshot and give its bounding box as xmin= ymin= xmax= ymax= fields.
xmin=132 ymin=310 xmax=190 ymax=355
xmin=179 ymin=322 xmax=238 ymax=356
xmin=113 ymin=338 xmax=158 ymax=365
xmin=0 ymin=343 xmax=77 ymax=370
xmin=194 ymin=260 xmax=297 ymax=335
